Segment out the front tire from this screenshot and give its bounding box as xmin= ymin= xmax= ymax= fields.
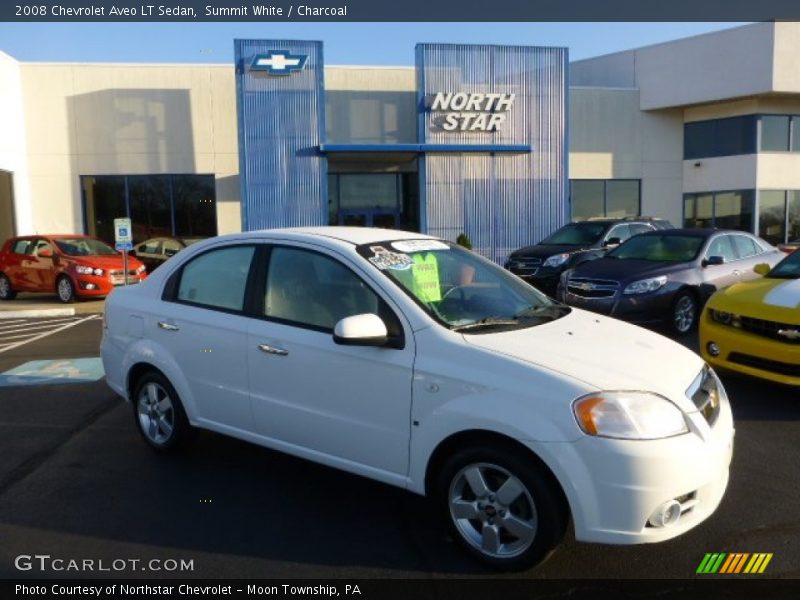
xmin=56 ymin=275 xmax=76 ymax=303
xmin=435 ymin=446 xmax=567 ymax=571
xmin=0 ymin=274 xmax=16 ymax=300
xmin=671 ymin=290 xmax=697 ymax=336
xmin=132 ymin=372 xmax=191 ymax=452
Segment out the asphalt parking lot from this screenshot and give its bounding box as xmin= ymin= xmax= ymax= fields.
xmin=0 ymin=313 xmax=798 ymax=581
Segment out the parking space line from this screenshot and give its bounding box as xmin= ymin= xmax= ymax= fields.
xmin=0 ymin=318 xmax=83 ymax=336
xmin=0 ymin=314 xmax=100 ymax=355
xmin=0 ymin=330 xmax=68 ymax=342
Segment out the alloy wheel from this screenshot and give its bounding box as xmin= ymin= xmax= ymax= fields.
xmin=57 ymin=277 xmax=74 ymax=302
xmin=448 ymin=462 xmax=538 ymax=559
xmin=137 ymin=382 xmax=176 ymax=445
xmin=0 ymin=276 xmax=10 ymax=298
xmin=673 ymin=295 xmax=696 ymax=333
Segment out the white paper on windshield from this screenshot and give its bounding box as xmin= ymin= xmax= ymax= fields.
xmin=391 ymin=240 xmax=449 ymax=253
xmin=367 ymin=246 xmax=414 ymax=271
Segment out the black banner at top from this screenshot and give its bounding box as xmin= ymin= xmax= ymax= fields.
xmin=2 ymin=0 xmax=800 ymax=22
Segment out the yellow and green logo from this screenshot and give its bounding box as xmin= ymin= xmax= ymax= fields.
xmin=697 ymin=552 xmax=773 ymax=574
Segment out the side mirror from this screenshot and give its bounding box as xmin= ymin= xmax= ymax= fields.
xmin=333 ymin=313 xmax=389 ymax=347
xmin=38 ymin=249 xmax=53 ymax=258
xmin=703 ymin=255 xmax=725 ymax=267
xmin=754 ymin=263 xmax=771 ymax=276
xmin=603 ymin=237 xmax=622 ymax=248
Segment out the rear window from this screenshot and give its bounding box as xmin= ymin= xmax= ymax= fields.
xmin=11 ymin=240 xmax=33 ymax=255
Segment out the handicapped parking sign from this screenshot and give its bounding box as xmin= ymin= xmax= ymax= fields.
xmin=114 ymin=218 xmax=132 ymax=243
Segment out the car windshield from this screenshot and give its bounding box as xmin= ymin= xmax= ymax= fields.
xmin=539 ymin=222 xmax=608 ymax=246
xmin=767 ymin=251 xmax=800 ymax=279
xmin=357 ymin=240 xmax=569 ymax=332
xmin=608 ymin=234 xmax=704 ymax=262
xmin=54 ymin=238 xmax=118 ymax=256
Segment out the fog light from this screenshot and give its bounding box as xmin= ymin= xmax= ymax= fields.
xmin=85 ymin=283 xmax=96 ymax=290
xmin=707 ymin=342 xmax=720 ymax=357
xmin=648 ymin=500 xmax=681 ymax=528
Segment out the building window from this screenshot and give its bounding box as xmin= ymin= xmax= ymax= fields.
xmin=757 ymin=190 xmax=800 ymax=245
xmin=570 ymin=179 xmax=641 ymax=221
xmin=82 ymin=174 xmax=217 ymax=245
xmin=684 ymin=190 xmax=754 ymax=232
xmin=760 ymin=115 xmax=791 ymax=151
xmin=684 ymin=116 xmax=757 ymax=160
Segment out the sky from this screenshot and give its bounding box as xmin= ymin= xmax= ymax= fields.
xmin=0 ymin=22 xmax=747 ymax=65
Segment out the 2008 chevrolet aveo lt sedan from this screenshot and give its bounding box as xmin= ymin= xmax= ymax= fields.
xmin=102 ymin=227 xmax=735 ymax=570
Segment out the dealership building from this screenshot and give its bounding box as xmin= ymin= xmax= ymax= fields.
xmin=1 ymin=21 xmax=799 ymax=262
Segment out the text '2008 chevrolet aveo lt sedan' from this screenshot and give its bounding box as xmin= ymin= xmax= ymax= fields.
xmin=101 ymin=227 xmax=735 ymax=570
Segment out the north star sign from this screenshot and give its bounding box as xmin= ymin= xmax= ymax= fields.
xmin=250 ymin=51 xmax=308 ymax=75
xmin=430 ymin=92 xmax=516 ymax=132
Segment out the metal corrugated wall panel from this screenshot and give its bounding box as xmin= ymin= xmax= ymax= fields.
xmin=416 ymin=44 xmax=568 ymax=264
xmin=235 ymin=39 xmax=327 ymax=231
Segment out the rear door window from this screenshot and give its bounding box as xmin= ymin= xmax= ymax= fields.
xmin=732 ymin=235 xmax=761 ymax=259
xmin=176 ymin=245 xmax=256 ymax=312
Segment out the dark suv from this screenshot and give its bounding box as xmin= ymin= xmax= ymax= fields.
xmin=505 ymin=217 xmax=673 ymax=296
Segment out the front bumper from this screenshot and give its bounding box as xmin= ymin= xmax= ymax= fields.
xmin=74 ymin=273 xmax=146 ymax=297
xmin=530 ymin=395 xmax=734 ymax=544
xmin=700 ymin=315 xmax=800 ymax=386
xmin=558 ymin=286 xmax=676 ymax=326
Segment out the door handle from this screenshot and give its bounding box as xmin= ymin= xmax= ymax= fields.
xmin=258 ymin=343 xmax=289 ymax=356
xmin=157 ymin=321 xmax=180 ymax=331
xmin=732 ymin=270 xmax=741 ymax=276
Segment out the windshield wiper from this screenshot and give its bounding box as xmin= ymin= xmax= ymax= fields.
xmin=513 ymin=304 xmax=570 ymax=320
xmin=451 ymin=317 xmax=520 ymax=332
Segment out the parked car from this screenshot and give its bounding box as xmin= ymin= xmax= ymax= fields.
xmin=778 ymin=239 xmax=800 ymax=254
xmin=0 ymin=234 xmax=147 ymax=303
xmin=505 ymin=217 xmax=673 ymax=296
xmin=557 ymin=229 xmax=784 ymax=335
xmin=700 ymin=250 xmax=800 ymax=386
xmin=102 ymin=227 xmax=733 ymax=571
xmin=131 ymin=237 xmax=201 ymax=272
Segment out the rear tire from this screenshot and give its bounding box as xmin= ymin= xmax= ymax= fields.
xmin=0 ymin=274 xmax=16 ymax=300
xmin=435 ymin=445 xmax=568 ymax=571
xmin=56 ymin=275 xmax=76 ymax=303
xmin=132 ymin=371 xmax=192 ymax=452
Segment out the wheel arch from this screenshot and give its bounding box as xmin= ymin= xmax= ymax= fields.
xmin=423 ymin=429 xmax=569 ymax=514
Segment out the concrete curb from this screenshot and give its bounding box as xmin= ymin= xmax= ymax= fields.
xmin=0 ymin=308 xmax=76 ymax=319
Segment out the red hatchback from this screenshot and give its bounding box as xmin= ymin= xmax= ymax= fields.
xmin=0 ymin=235 xmax=147 ymax=303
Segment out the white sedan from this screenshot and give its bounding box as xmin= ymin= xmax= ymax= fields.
xmin=101 ymin=227 xmax=734 ymax=570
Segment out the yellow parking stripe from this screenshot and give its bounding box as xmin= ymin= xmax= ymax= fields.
xmin=758 ymin=554 xmax=773 ymax=573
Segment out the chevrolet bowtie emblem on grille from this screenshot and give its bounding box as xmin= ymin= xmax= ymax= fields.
xmin=575 ymin=282 xmax=596 ymax=291
xmin=250 ymin=51 xmax=308 ymax=75
xmin=515 ymin=262 xmax=526 ymax=269
xmin=777 ymin=328 xmax=800 ymax=340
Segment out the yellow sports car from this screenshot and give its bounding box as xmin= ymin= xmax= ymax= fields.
xmin=700 ymin=250 xmax=800 ymax=385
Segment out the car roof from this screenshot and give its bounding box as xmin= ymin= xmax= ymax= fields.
xmin=636 ymin=228 xmax=721 ymax=237
xmin=234 ymin=226 xmax=438 ymax=246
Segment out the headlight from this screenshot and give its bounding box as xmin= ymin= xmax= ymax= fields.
xmin=74 ymin=265 xmax=93 ymax=275
xmin=623 ymin=275 xmax=668 ymax=295
xmin=136 ymin=265 xmax=146 ymax=273
xmin=573 ymin=391 xmax=688 ymax=439
xmin=93 ymin=268 xmax=104 ymax=276
xmin=543 ymin=253 xmax=570 ymax=268
xmin=711 ymin=309 xmax=741 ymax=327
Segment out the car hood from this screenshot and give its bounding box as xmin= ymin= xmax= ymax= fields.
xmin=570 ymin=257 xmax=689 ymax=282
xmin=707 ymin=277 xmax=800 ymax=324
xmin=463 ymin=308 xmax=704 ymax=413
xmin=64 ymin=255 xmax=144 ymax=270
xmin=509 ymin=244 xmax=586 ymax=259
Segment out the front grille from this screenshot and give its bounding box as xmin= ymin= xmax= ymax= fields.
xmin=508 ymin=257 xmax=542 ymax=275
xmin=728 ymin=353 xmax=800 ymax=377
xmin=686 ymin=366 xmax=721 ymax=426
xmin=566 ymin=277 xmax=619 ymax=299
xmin=739 ymin=316 xmax=800 ymax=345
xmin=110 ymin=269 xmax=139 ymax=277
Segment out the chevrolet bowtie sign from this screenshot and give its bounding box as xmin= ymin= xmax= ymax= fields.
xmin=250 ymin=51 xmax=308 ymax=75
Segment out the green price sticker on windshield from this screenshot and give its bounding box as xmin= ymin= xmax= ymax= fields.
xmin=412 ymin=253 xmax=441 ymax=303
